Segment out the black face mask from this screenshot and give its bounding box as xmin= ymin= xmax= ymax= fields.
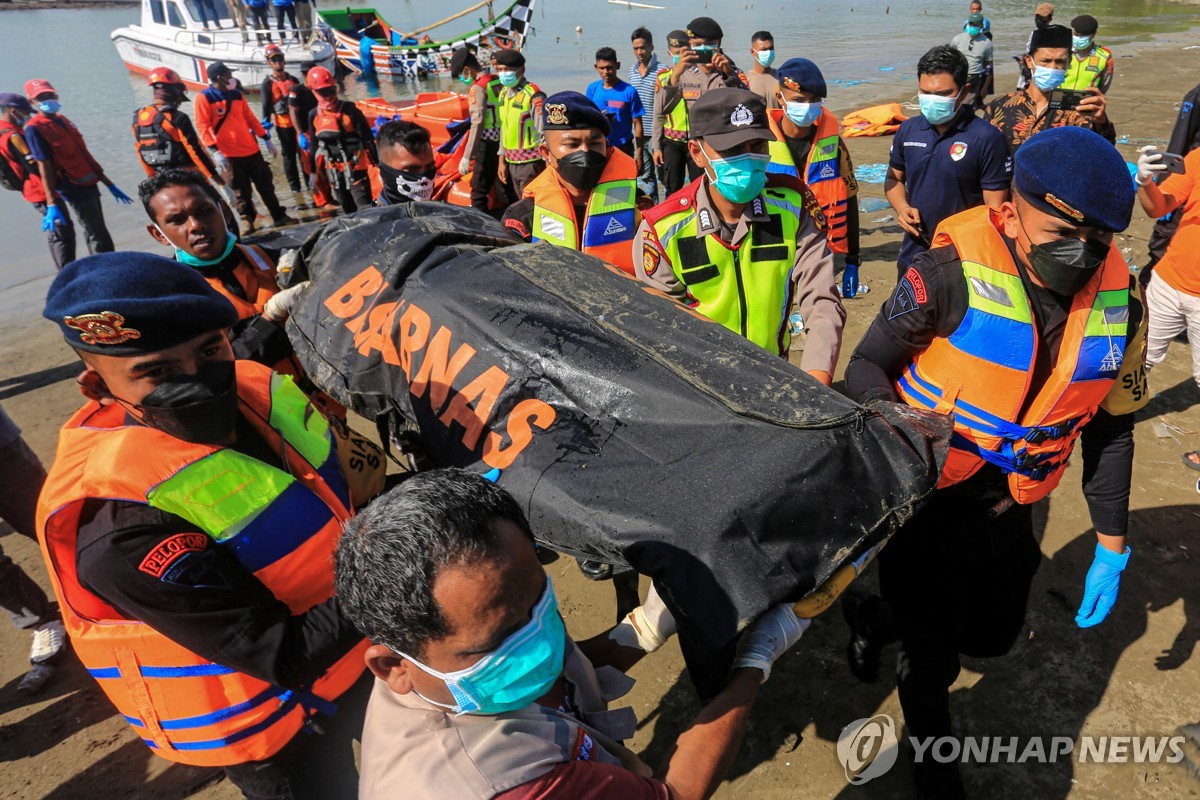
xmin=378 ymin=162 xmax=436 ymax=204
xmin=1027 ymin=236 xmax=1111 ymax=295
xmin=1035 ymin=16 xmax=1050 ymax=29
xmin=120 ymin=360 xmax=240 ymax=445
xmin=555 ymin=149 xmax=607 ymax=192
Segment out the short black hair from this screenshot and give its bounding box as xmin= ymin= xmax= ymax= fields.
xmin=375 ymin=119 xmax=431 ymax=154
xmin=917 ymin=44 xmax=968 ymax=90
xmin=334 ymin=469 xmax=535 ymax=657
xmin=595 ymin=46 xmax=618 ymax=64
xmin=631 ymin=27 xmax=653 ymax=44
xmin=139 ymin=167 xmax=219 ymax=221
xmin=751 ymin=30 xmax=774 ymax=45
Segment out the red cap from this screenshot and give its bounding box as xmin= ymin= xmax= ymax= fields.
xmin=264 ymin=44 xmax=283 ymax=59
xmin=306 ymin=66 xmax=335 ymax=90
xmin=148 ymin=67 xmax=185 ymax=87
xmin=24 ymin=79 xmax=57 ymax=99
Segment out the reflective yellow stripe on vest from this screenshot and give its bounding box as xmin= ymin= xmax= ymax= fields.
xmin=146 ymin=373 xmax=334 ymax=540
xmin=532 ymin=178 xmax=637 ymax=250
xmin=499 ymin=84 xmax=541 ymax=162
xmin=658 ymin=71 xmax=689 ymax=141
xmin=650 ymin=187 xmax=800 ymax=354
xmin=1063 ymin=47 xmax=1111 ymax=90
xmin=483 ymin=79 xmax=502 ymax=134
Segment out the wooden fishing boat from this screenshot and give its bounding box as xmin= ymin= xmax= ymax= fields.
xmin=317 ymin=0 xmax=537 ymax=79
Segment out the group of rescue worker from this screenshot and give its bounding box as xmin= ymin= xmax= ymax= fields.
xmin=3 ymin=3 xmax=1199 ymax=800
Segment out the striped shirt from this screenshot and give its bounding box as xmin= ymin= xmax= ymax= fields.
xmin=628 ymin=55 xmax=662 ymax=129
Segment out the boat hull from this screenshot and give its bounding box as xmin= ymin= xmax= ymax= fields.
xmin=112 ymin=28 xmax=336 ymax=92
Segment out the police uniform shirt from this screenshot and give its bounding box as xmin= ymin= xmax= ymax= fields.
xmin=658 ymin=62 xmax=745 ymax=124
xmin=631 ymin=176 xmax=846 ymax=375
xmin=74 ymin=412 xmax=365 ymax=688
xmin=844 ymin=241 xmax=1147 ymax=536
xmin=888 ymin=109 xmax=1012 ymax=268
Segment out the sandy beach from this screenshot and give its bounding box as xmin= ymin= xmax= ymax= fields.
xmin=1 ymin=27 xmax=1199 ymax=800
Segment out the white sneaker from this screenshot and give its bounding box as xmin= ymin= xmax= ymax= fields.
xmin=29 ymin=620 xmax=66 ymax=664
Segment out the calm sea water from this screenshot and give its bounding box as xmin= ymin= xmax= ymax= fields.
xmin=0 ymin=0 xmax=1196 ymax=301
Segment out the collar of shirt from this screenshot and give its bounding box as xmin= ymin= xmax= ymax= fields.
xmin=692 ymin=177 xmax=770 ymax=245
xmin=629 ymin=56 xmax=661 ymax=82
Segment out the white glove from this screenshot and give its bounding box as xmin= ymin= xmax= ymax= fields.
xmin=210 ymin=149 xmax=230 ymax=174
xmin=458 ymin=155 xmax=471 ymax=176
xmin=732 ymin=604 xmax=811 ymax=683
xmin=608 ymin=583 xmax=677 ymax=652
xmin=262 ymin=281 xmax=309 ymax=324
xmin=1136 ymin=145 xmax=1167 ymax=186
xmin=263 ymin=136 xmax=278 ymax=159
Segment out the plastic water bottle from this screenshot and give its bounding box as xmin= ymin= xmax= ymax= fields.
xmin=788 ymin=311 xmax=804 ymax=337
xmin=842 ymin=263 xmax=860 ymax=299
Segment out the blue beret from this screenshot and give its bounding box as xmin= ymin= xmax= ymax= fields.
xmin=542 ymin=91 xmax=610 ymax=135
xmin=1014 ymin=127 xmax=1134 ymax=232
xmin=44 ymin=252 xmax=240 ymax=355
xmin=777 ymin=58 xmax=827 ymax=99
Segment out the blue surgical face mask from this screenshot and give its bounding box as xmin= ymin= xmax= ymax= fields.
xmin=37 ymin=99 xmax=61 ymax=115
xmin=497 ymin=70 xmax=519 ymax=88
xmin=172 ymin=231 xmax=237 ymax=268
xmin=917 ymin=91 xmax=961 ymax=125
xmin=458 ymin=74 xmax=472 ymax=85
xmin=400 ymin=577 xmax=567 ymax=716
xmin=1073 ymin=35 xmax=1092 ymax=51
xmin=672 ymin=53 xmax=680 ymax=65
xmin=1032 ymin=65 xmax=1066 ymax=92
xmin=784 ymin=100 xmax=823 ymax=127
xmin=704 ymin=149 xmax=770 ymax=204
xmin=967 ymin=26 xmax=982 ymax=38
xmin=755 ymin=49 xmax=775 ymax=67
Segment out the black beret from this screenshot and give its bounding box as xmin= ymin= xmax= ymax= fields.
xmin=1071 ymin=15 xmax=1098 ymax=36
xmin=492 ymin=49 xmax=526 ymax=69
xmin=1030 ymin=24 xmax=1073 ymax=53
xmin=541 ymin=91 xmax=610 ymax=135
xmin=449 ymin=47 xmax=480 ymax=78
xmin=1014 ymin=127 xmax=1133 ymax=232
xmin=44 ymin=252 xmax=240 ymax=355
xmin=686 ymin=16 xmax=723 ymax=40
xmin=666 ymin=29 xmax=689 ymax=48
xmin=777 ymin=58 xmax=827 ymax=98
xmin=689 ymin=88 xmax=769 ymax=150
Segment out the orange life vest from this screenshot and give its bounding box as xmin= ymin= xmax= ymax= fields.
xmin=766 ymin=108 xmax=850 ymax=254
xmin=524 ymin=147 xmax=639 ymax=274
xmin=25 ymin=113 xmax=104 ymax=186
xmin=313 ymin=102 xmax=370 ymax=171
xmin=36 ymin=361 xmax=368 ymax=767
xmin=0 ymin=119 xmax=46 ymax=203
xmin=895 ymin=207 xmax=1130 ymax=503
xmin=266 ymin=74 xmax=298 ymax=128
xmin=199 ymin=243 xmax=280 ymax=321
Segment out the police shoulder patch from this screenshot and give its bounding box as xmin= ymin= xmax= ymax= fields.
xmin=799 ymin=185 xmax=827 ymax=231
xmin=643 ymin=243 xmax=661 ymax=276
xmin=139 ymin=532 xmax=208 ymax=579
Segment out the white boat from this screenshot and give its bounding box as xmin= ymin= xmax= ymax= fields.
xmin=112 ymin=0 xmax=336 ymax=92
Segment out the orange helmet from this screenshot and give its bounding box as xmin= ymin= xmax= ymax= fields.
xmin=148 ymin=67 xmax=185 ymax=87
xmin=264 ymin=44 xmax=284 ymax=60
xmin=306 ymin=66 xmax=335 ymax=91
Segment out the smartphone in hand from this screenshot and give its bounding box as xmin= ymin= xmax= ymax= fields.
xmin=1047 ymin=89 xmax=1090 ymax=112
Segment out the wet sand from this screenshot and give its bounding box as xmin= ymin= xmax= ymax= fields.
xmin=1 ymin=31 xmax=1199 ymax=800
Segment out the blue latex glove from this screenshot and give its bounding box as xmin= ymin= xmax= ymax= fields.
xmin=261 ymin=117 xmax=273 ymax=133
xmin=841 ymin=261 xmax=860 ymax=299
xmin=108 ymin=184 xmax=133 ymax=204
xmin=1075 ymin=543 xmax=1131 ymax=628
xmin=298 ymin=133 xmax=309 ymax=150
xmin=41 ymin=204 xmax=65 ymax=232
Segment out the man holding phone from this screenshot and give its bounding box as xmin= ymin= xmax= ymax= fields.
xmin=657 ymin=16 xmax=743 ymax=148
xmin=986 ymin=24 xmax=1115 ymax=153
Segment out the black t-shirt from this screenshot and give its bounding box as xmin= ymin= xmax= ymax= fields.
xmin=75 ymin=414 xmax=363 ymax=688
xmin=844 ymin=241 xmax=1140 ymax=534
